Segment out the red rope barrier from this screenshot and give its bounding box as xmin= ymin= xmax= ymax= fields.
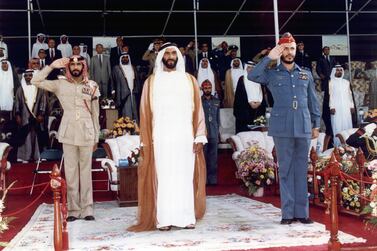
xmin=339 ymin=172 xmax=374 ymax=203
xmin=340 ymin=172 xmax=374 ymax=184
xmin=0 ymin=182 xmax=49 ymax=191
xmin=3 ymin=182 xmax=50 ymax=217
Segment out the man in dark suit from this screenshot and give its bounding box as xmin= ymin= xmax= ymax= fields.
xmin=316 ymin=46 xmax=336 ymax=142
xmin=198 ymin=42 xmax=215 ymax=63
xmin=295 ymin=41 xmax=311 ymax=70
xmin=45 ymin=39 xmax=63 ymax=80
xmin=45 ymin=39 xmax=62 ymax=65
xmin=110 ymin=36 xmax=124 ymax=68
xmin=179 ymin=46 xmax=195 ymax=75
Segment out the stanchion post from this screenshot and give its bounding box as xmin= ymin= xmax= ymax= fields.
xmin=310 ymin=147 xmax=319 ymax=204
xmin=50 ymin=164 xmax=63 ymax=251
xmin=327 ymin=154 xmax=341 ymax=251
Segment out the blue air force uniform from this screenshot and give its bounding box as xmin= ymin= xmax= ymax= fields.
xmin=248 ymin=56 xmax=321 ymax=220
xmin=202 ymin=95 xmax=220 ymax=185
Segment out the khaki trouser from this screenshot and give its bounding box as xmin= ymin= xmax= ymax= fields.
xmin=63 ymin=143 xmax=93 ymax=218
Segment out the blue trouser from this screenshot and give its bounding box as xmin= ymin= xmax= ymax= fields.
xmin=204 ymin=138 xmax=218 ymax=185
xmin=273 ymin=137 xmax=310 ymax=219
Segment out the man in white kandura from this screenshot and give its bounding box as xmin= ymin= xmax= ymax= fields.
xmin=329 ymin=65 xmax=355 ymax=146
xmin=128 ymin=42 xmax=207 ymax=232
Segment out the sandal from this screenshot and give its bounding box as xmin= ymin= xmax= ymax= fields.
xmin=158 ymin=226 xmax=172 ymax=231
xmin=184 ymin=224 xmax=195 ymax=229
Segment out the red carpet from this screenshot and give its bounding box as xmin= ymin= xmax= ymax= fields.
xmin=1 ymin=149 xmax=377 ymax=250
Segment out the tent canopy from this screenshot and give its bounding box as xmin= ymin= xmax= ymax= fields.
xmin=1 ymin=0 xmax=377 ymax=67
xmin=1 ymin=0 xmax=376 ymax=37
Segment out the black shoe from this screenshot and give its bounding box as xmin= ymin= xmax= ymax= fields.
xmin=66 ymin=216 xmax=78 ymax=222
xmin=294 ymin=217 xmax=314 ymax=224
xmin=84 ymin=215 xmax=95 ymax=221
xmin=280 ymin=219 xmax=294 ymax=225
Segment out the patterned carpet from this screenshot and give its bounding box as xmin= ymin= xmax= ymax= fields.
xmin=4 ymin=194 xmax=365 ymax=251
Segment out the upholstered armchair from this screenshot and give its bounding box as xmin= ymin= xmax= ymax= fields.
xmin=228 ymin=131 xmax=274 ymax=162
xmin=229 ymin=131 xmax=324 ymax=162
xmin=101 ymin=134 xmax=140 ymax=191
xmin=0 ymin=142 xmax=12 ymax=191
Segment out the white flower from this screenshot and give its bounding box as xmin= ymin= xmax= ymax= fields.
xmin=0 ymin=200 xmax=4 ymax=211
xmin=371 ymin=184 xmax=377 ymax=191
xmin=317 ymin=175 xmax=322 ymax=180
xmin=372 ymin=173 xmax=377 ymax=179
xmin=370 ymin=202 xmax=376 ymax=208
xmin=308 ymin=177 xmax=313 ymax=182
xmin=343 ymin=187 xmax=348 ymax=193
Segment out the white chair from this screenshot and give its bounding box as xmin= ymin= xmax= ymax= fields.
xmin=0 ymin=142 xmax=12 ymax=191
xmin=101 ymin=134 xmax=140 ymax=191
xmin=229 ymin=131 xmax=320 ymax=161
xmin=219 ymin=108 xmax=235 ymax=149
xmin=229 ymin=131 xmax=274 ymax=161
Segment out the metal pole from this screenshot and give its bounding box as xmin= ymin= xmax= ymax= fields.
xmin=345 ymin=0 xmax=352 ymax=84
xmin=193 ymin=0 xmax=198 ymax=70
xmin=345 ymin=0 xmax=358 ymax=125
xmin=273 ymin=0 xmax=280 ymax=63
xmin=27 ymin=0 xmax=31 ymax=59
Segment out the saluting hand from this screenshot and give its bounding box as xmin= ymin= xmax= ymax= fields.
xmin=267 ymin=45 xmax=284 ymax=60
xmin=50 ymin=58 xmax=70 ymax=69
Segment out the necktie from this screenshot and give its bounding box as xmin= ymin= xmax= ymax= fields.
xmin=99 ymin=55 xmax=102 ymax=67
xmin=205 ymin=52 xmax=207 ymax=58
xmin=52 ymin=49 xmax=55 ymax=59
xmin=50 ymin=49 xmax=53 ymax=59
xmin=41 ymin=60 xmax=44 ymax=68
xmin=327 ymin=56 xmax=330 ymax=64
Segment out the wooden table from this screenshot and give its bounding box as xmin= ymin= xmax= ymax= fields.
xmin=117 ymin=166 xmax=138 ymax=207
xmin=100 ymin=108 xmax=119 ymax=130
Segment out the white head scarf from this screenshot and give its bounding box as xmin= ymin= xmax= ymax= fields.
xmin=32 ymin=33 xmax=48 ymax=58
xmin=21 ymin=70 xmax=37 ymax=113
xmin=330 ymin=65 xmax=345 ymax=80
xmin=57 ymin=34 xmax=72 ymax=58
xmin=119 ymin=53 xmax=135 ymax=92
xmin=36 ymin=33 xmax=46 ymax=44
xmin=153 ymin=43 xmax=193 ymax=111
xmin=154 ymin=43 xmax=186 ymax=74
xmin=230 ymin=58 xmax=244 ymax=92
xmin=197 ymin=58 xmax=215 ymax=95
xmin=0 ymin=60 xmax=14 ymax=111
xmin=243 ymin=62 xmax=263 ymax=103
xmin=79 ymin=44 xmax=89 ymax=58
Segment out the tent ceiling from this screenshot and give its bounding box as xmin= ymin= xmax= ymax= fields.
xmin=0 ymin=0 xmax=376 ymax=38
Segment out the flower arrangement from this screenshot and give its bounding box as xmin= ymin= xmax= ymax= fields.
xmin=235 ymin=142 xmax=276 ymax=195
xmin=315 ymin=146 xmax=357 ymax=174
xmin=361 ymin=160 xmax=377 ymax=226
xmin=127 ymin=148 xmax=141 ymax=166
xmin=112 ymin=117 xmax=139 ymax=137
xmin=253 ymin=116 xmax=266 ymax=126
xmin=341 ymin=180 xmax=362 ymax=213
